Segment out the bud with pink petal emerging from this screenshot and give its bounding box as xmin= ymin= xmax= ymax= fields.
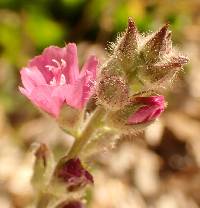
xmin=54 ymin=158 xmax=93 ymax=192
xmin=107 ymin=96 xmax=165 ymax=133
xmin=127 ymin=96 xmax=165 ymax=124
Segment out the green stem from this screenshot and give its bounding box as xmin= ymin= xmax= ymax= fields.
xmin=36 ymin=192 xmax=52 ymax=208
xmin=57 ymin=106 xmax=106 ymax=167
xmin=67 ymin=106 xmax=106 ymax=158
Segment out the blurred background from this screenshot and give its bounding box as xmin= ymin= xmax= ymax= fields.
xmin=0 ymin=0 xmax=200 ymax=207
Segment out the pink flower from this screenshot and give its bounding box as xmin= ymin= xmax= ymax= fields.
xmin=19 ymin=43 xmax=98 ymax=118
xmin=128 ymin=96 xmax=165 ymax=124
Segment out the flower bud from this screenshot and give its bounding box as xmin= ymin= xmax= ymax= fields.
xmin=54 ymin=158 xmax=93 ymax=192
xmin=127 ymin=96 xmax=165 ymax=124
xmin=114 ymin=17 xmax=138 ymax=66
xmin=105 ymin=18 xmax=188 ymax=94
xmin=140 ymin=24 xmax=169 ymax=64
xmin=31 ymin=143 xmax=55 ymax=191
xmin=97 ymin=73 xmax=129 ymax=110
xmin=57 ymin=200 xmax=85 ymax=208
xmin=107 ymin=96 xmax=165 ymax=133
xmin=137 ymin=55 xmax=189 ymax=89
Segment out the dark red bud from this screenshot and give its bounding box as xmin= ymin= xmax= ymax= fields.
xmin=55 ymin=158 xmax=93 ymax=191
xmin=58 ymin=200 xmax=85 ymax=208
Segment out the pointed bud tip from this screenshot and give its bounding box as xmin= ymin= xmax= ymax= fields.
xmin=158 ymin=23 xmax=169 ymax=37
xmin=34 ymin=143 xmax=49 ymax=167
xmin=35 ymin=143 xmax=48 ymax=158
xmin=127 ymin=17 xmax=137 ymax=33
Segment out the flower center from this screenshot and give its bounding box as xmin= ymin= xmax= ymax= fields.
xmin=45 ymin=59 xmax=67 ymax=86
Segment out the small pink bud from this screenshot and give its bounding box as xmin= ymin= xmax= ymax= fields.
xmin=107 ymin=95 xmax=165 ymax=133
xmin=55 ymin=158 xmax=93 ymax=191
xmin=19 ymin=43 xmax=98 ymax=118
xmin=127 ymin=96 xmax=165 ymax=124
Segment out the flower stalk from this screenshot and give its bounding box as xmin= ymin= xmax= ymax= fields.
xmin=59 ymin=106 xmax=106 ymax=162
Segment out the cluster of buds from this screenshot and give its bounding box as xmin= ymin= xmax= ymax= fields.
xmin=19 ymin=18 xmax=188 ymax=208
xmin=97 ymin=17 xmax=188 ymax=131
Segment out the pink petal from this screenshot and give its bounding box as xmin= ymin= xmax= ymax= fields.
xmin=52 ymin=84 xmax=73 ymax=104
xmin=128 ymin=96 xmax=165 ymax=124
xmin=20 ymin=67 xmax=46 ymax=95
xmin=128 ymin=105 xmax=163 ymax=124
xmin=29 ymin=85 xmax=65 ymax=117
xmin=74 ymin=56 xmax=98 ymax=106
xmin=134 ymin=96 xmax=164 ymax=105
xmin=64 ymin=43 xmax=79 ymax=84
xmin=19 ymin=86 xmax=30 ymax=97
xmin=64 ymin=80 xmax=85 ymax=109
xmin=19 ymin=43 xmax=99 ymax=115
xmin=80 ymin=55 xmax=98 ymax=80
xmin=29 ymin=46 xmax=67 ymax=83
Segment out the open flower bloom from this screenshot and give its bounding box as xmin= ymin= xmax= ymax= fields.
xmin=128 ymin=96 xmax=165 ymax=124
xmin=19 ymin=43 xmax=98 ymax=118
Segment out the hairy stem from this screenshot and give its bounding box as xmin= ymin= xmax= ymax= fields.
xmin=56 ymin=106 xmax=106 ymax=168
xmin=67 ymin=106 xmax=106 ymax=158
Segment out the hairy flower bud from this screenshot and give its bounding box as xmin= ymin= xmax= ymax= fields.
xmin=107 ymin=96 xmax=165 ymax=133
xmin=140 ymin=24 xmax=169 ymax=64
xmin=114 ymin=17 xmax=138 ymax=65
xmin=102 ymin=18 xmax=188 ymax=95
xmin=127 ymin=96 xmax=165 ymax=124
xmin=97 ymin=73 xmax=129 ymax=110
xmin=137 ymin=55 xmax=189 ymax=89
xmin=54 ymin=158 xmax=93 ymax=192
